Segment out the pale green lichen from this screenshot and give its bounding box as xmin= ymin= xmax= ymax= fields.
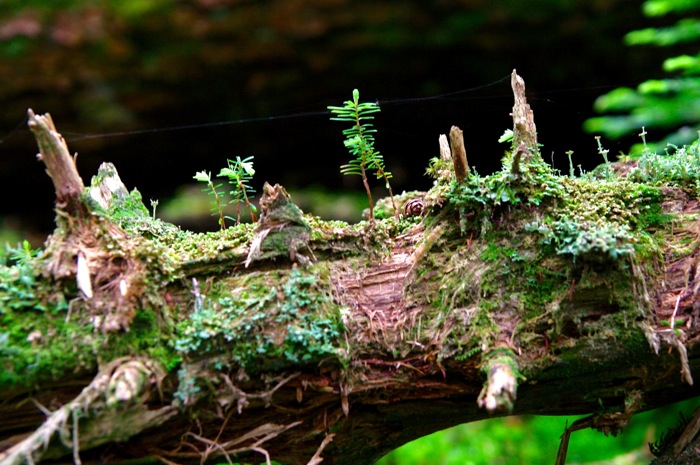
xmin=173 ymin=266 xmax=345 ymax=372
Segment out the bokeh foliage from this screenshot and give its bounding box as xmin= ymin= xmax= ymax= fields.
xmin=585 ymin=0 xmax=700 ymax=153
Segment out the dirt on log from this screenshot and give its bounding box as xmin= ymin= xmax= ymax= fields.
xmin=2 ymin=71 xmax=700 ymax=465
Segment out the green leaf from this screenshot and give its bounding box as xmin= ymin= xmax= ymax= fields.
xmin=664 ymin=54 xmax=700 ymax=73
xmin=193 ymin=171 xmax=212 ymax=183
xmin=498 ymin=129 xmax=514 ymax=144
xmin=643 ymin=0 xmax=699 ymax=17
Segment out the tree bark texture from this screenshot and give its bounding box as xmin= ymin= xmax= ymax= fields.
xmin=2 ymin=72 xmax=700 ymax=465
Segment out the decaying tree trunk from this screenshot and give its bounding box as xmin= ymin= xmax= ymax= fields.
xmin=2 ymin=71 xmax=700 ymax=465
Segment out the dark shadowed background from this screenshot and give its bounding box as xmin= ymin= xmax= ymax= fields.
xmin=0 ymin=0 xmax=676 ymax=237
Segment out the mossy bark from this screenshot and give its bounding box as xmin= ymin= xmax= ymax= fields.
xmin=3 ymin=74 xmax=700 ymax=465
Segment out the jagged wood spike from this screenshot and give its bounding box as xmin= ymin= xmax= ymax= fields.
xmin=510 ymin=70 xmax=540 ymax=167
xmin=27 ymin=109 xmax=85 ymax=214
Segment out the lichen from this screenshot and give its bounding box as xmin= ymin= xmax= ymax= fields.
xmin=173 ymin=265 xmax=345 ymax=372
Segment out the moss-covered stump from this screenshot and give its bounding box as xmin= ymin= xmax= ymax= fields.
xmin=3 ymin=74 xmax=700 ymax=465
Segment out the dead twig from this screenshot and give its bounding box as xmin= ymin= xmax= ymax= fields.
xmin=306 ymin=433 xmax=335 ymax=465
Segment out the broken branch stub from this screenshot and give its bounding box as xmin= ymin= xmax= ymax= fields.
xmin=449 ymin=125 xmax=469 ymax=183
xmin=510 ymin=70 xmax=539 ymax=163
xmin=27 ymin=109 xmax=85 ymax=215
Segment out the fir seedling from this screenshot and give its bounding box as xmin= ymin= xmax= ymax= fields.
xmin=328 ymin=89 xmax=398 ymax=222
xmin=219 ymin=155 xmax=258 ymax=224
xmin=193 ymin=170 xmax=228 ymax=229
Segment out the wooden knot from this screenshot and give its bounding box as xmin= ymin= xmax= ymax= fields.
xmin=403 ymin=198 xmax=424 ymax=217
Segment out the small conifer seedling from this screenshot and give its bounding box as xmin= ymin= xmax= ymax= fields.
xmin=218 ymin=155 xmax=258 ymax=224
xmin=328 ymin=89 xmax=398 ymax=222
xmin=193 ymin=170 xmax=228 ymax=229
xmin=194 ymin=155 xmax=257 ymax=229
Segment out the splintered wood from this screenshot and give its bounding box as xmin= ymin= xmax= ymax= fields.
xmin=510 ymin=70 xmax=538 ymax=162
xmin=27 ymin=109 xmax=85 ymax=211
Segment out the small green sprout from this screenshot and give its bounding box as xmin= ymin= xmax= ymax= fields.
xmin=639 ymin=126 xmax=650 ymax=155
xmin=566 ymin=150 xmax=575 ymax=178
xmin=150 ymin=199 xmax=159 ymax=220
xmin=328 ymin=89 xmax=398 ymax=223
xmin=595 ymin=136 xmax=609 ymax=162
xmin=595 ymin=136 xmax=612 ymax=179
xmin=219 ymin=155 xmax=258 ymax=224
xmin=194 ymin=156 xmax=258 ymax=229
xmin=193 ymin=170 xmax=228 ymax=229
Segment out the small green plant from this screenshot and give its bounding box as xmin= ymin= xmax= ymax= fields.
xmin=193 ymin=156 xmax=257 ymax=229
xmin=595 ymin=136 xmax=610 ymax=165
xmin=328 ymin=89 xmax=398 ymax=222
xmin=218 ymin=156 xmax=258 ymax=224
xmin=0 ymin=240 xmax=44 ymax=313
xmin=150 ymin=199 xmax=159 ymax=219
xmin=595 ymin=136 xmax=612 ymax=179
xmin=566 ymin=150 xmax=575 ymax=177
xmin=193 ymin=170 xmax=228 ymax=228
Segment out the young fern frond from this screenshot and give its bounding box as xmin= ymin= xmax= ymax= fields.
xmin=193 ymin=170 xmax=227 ymax=229
xmin=328 ymin=89 xmax=398 ymax=222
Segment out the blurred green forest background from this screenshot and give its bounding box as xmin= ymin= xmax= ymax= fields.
xmin=378 ymin=398 xmax=700 ymax=465
xmin=2 ymin=1 xmax=700 ymax=463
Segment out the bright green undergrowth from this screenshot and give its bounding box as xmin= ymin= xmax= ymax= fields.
xmin=378 ymin=397 xmax=700 ymax=465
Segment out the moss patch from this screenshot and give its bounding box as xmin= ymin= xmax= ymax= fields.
xmin=173 ymin=265 xmax=345 ymax=372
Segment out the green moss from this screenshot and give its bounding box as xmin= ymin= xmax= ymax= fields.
xmin=173 ymin=266 xmax=345 ymax=372
xmin=412 ymin=144 xmax=685 ymax=366
xmin=627 ymin=142 xmax=700 ymax=190
xmin=0 ymin=301 xmax=175 ymax=389
xmin=530 ymin=326 xmax=650 ymax=382
xmin=0 ymin=241 xmax=178 ymax=388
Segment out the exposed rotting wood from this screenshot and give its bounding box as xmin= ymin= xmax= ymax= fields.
xmin=331 ymin=227 xmax=421 ymax=346
xmin=246 ymin=182 xmax=313 ymax=267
